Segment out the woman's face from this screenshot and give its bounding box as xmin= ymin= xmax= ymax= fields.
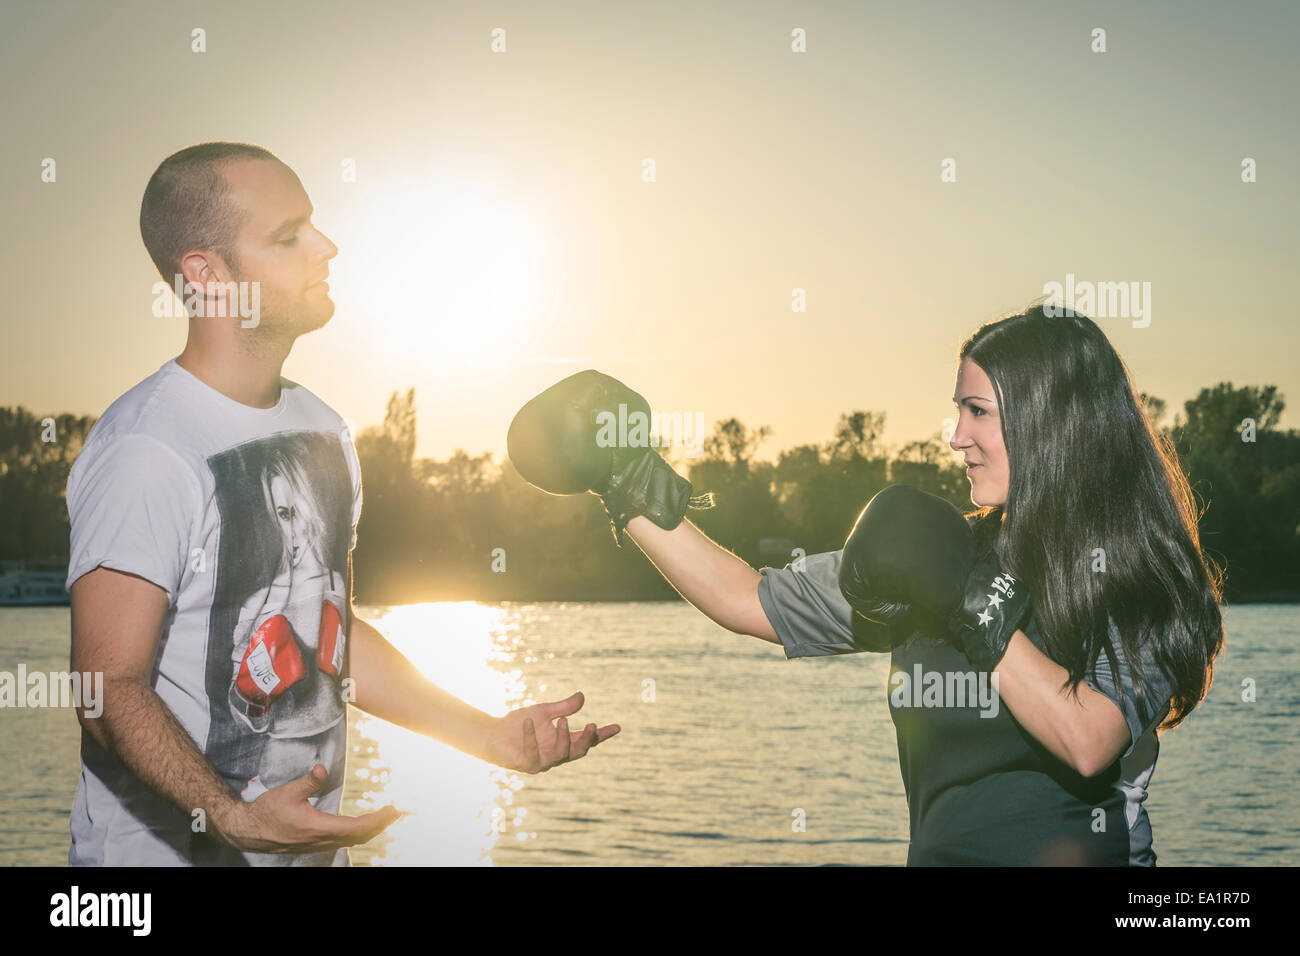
xmin=269 ymin=473 xmax=306 ymax=568
xmin=951 ymin=358 xmax=1009 ymax=507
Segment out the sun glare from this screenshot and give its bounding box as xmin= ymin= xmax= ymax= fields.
xmin=349 ymin=602 xmax=529 ymax=866
xmin=339 ymin=181 xmax=545 ymax=376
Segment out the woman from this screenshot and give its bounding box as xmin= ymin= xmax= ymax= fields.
xmin=508 ymin=302 xmax=1226 ymax=865
xmin=228 ymin=437 xmax=350 ymax=865
xmin=831 ymin=306 xmax=1226 ymax=864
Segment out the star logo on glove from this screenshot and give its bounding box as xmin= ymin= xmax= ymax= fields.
xmin=987 ymin=592 xmax=1004 ymax=610
xmin=978 ymin=607 xmax=994 ymax=626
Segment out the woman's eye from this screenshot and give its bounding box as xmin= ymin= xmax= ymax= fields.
xmin=971 ymin=406 xmax=984 ymax=417
xmin=279 ymin=236 xmax=298 ymax=246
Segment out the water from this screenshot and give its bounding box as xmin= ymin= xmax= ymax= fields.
xmin=0 ymin=602 xmax=1295 ymax=866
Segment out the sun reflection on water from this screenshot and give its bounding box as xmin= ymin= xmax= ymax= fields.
xmin=346 ymin=602 xmax=531 ymax=865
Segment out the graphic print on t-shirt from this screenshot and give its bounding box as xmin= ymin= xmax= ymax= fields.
xmin=200 ymin=430 xmax=352 ymax=864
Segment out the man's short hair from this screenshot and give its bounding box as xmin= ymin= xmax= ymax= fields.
xmin=139 ymin=142 xmax=279 ymax=282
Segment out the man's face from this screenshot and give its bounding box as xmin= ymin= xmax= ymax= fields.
xmin=223 ymin=158 xmax=338 ymax=338
xmin=951 ymin=358 xmax=1010 ymax=507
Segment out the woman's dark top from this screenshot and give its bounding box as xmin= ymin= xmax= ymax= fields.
xmin=757 ymin=547 xmax=1174 ymax=866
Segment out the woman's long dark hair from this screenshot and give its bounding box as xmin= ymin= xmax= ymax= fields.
xmin=959 ymin=303 xmax=1224 ymax=733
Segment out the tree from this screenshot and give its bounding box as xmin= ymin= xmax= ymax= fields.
xmin=702 ymin=417 xmax=772 ymax=478
xmin=827 ymin=410 xmax=885 ymax=462
xmin=891 ymin=435 xmax=969 ymax=506
xmin=1138 ymin=392 xmax=1167 ymax=428
xmin=1168 ymin=383 xmax=1298 ymax=599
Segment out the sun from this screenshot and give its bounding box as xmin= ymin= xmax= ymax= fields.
xmin=338 ymin=178 xmax=545 ymax=375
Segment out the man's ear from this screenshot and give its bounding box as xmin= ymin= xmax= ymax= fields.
xmin=180 ymin=249 xmax=240 ymax=288
xmin=176 ymin=250 xmax=238 ymax=318
xmin=178 ymin=250 xmax=215 ymax=287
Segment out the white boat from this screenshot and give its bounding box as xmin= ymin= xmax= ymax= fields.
xmin=0 ymin=560 xmax=70 ymax=606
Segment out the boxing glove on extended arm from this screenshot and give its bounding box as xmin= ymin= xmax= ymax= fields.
xmin=838 ymin=484 xmax=1031 ymax=669
xmin=507 ymin=369 xmax=713 ymax=546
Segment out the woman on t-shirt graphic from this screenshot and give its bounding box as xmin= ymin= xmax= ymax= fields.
xmin=228 ymin=442 xmax=348 ymax=840
xmin=507 ymin=302 xmax=1228 ymax=865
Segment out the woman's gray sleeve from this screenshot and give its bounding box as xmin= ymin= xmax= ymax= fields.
xmin=1084 ymin=617 xmax=1176 ymax=759
xmin=756 ymin=549 xmax=877 ymax=658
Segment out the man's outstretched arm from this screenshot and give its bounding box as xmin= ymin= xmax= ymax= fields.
xmin=347 ymin=605 xmax=620 ymax=772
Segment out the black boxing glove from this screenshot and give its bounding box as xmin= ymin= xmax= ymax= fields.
xmin=949 ymin=548 xmax=1032 ymax=673
xmin=507 ymin=369 xmax=713 ymax=546
xmin=846 ymin=598 xmax=917 ymax=653
xmin=839 ymin=485 xmax=977 ymax=646
xmin=839 ymin=484 xmax=1031 ymax=669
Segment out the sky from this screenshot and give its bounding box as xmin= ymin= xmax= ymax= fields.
xmin=2 ymin=0 xmax=1297 ymax=465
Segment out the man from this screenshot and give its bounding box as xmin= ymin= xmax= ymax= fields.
xmin=65 ymin=142 xmax=619 ymax=866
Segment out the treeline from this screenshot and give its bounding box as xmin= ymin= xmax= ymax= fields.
xmin=2 ymin=383 xmax=1297 ymax=603
xmin=0 ymin=410 xmax=96 ymax=561
xmin=345 ymin=384 xmax=1299 ymax=603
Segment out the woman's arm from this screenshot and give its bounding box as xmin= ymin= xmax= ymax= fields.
xmin=625 ymin=516 xmax=780 ymax=644
xmin=993 ymin=631 xmax=1132 ymax=777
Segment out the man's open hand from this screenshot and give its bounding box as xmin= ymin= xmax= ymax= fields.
xmin=482 ymin=691 xmax=620 ymax=773
xmin=213 ymin=764 xmax=401 ymax=854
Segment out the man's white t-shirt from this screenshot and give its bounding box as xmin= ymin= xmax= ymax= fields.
xmin=65 ymin=357 xmax=362 ymax=866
